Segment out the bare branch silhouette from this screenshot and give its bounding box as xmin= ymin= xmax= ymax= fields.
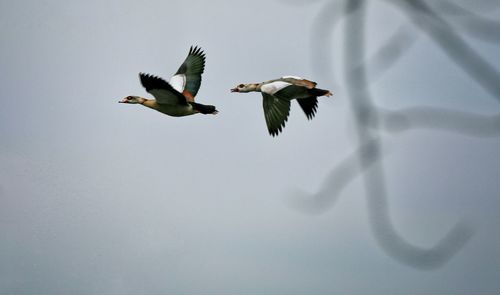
xmin=288 ymin=139 xmax=383 ymax=215
xmin=387 ymin=0 xmax=500 ymax=102
xmin=431 ymin=1 xmax=500 ymax=15
xmin=282 ymin=0 xmax=500 ymax=269
xmin=433 ymin=1 xmax=500 ymax=43
xmin=309 ymin=0 xmax=347 ymax=88
xmin=380 ymin=107 xmax=500 ymax=137
xmin=361 ymin=25 xmax=419 ymax=83
xmin=277 ymin=0 xmax=323 ymax=5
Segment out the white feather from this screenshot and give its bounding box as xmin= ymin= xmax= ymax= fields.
xmin=282 ymin=75 xmax=303 ymax=80
xmin=169 ymin=74 xmax=186 ymax=93
xmin=261 ymin=81 xmax=292 ymax=95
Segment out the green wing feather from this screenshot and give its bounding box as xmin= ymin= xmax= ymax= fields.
xmin=262 ymin=93 xmax=291 ymax=137
xmin=139 ymin=73 xmax=187 ymax=105
xmin=273 ymin=84 xmax=309 ymax=100
xmin=174 ymin=46 xmax=206 ymax=97
xmin=296 ymin=97 xmax=318 ymax=120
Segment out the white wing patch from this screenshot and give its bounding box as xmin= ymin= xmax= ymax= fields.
xmin=261 ymin=81 xmax=292 ymax=95
xmin=282 ymin=75 xmax=303 ymax=80
xmin=169 ymin=74 xmax=186 ymax=93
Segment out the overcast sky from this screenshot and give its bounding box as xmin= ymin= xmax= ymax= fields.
xmin=1 ymin=0 xmax=500 ymax=294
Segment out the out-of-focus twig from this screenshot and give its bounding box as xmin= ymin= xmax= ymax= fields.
xmin=342 ymin=0 xmax=473 ymax=269
xmin=431 ymin=1 xmax=500 ymax=16
xmin=387 ymin=0 xmax=500 ymax=102
xmin=288 ymin=139 xmax=383 ymax=215
xmin=433 ymin=1 xmax=500 ymax=43
xmin=281 ymin=0 xmax=500 ymax=270
xmin=310 ymin=0 xmax=347 ymax=88
xmin=360 ymin=25 xmax=419 ymax=83
xmin=380 ymin=107 xmax=500 ymax=137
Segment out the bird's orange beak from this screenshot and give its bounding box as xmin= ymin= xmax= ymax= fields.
xmin=118 ymin=98 xmax=128 ymax=103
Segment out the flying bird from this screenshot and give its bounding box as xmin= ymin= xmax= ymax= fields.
xmin=231 ymin=76 xmax=332 ymax=136
xmin=120 ymin=46 xmax=218 ymax=116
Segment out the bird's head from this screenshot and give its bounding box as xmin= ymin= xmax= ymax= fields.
xmin=230 ymin=83 xmax=259 ymax=93
xmin=119 ymin=96 xmax=145 ymax=104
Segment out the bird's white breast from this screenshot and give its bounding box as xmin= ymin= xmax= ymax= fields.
xmin=261 ymin=81 xmax=292 ymax=95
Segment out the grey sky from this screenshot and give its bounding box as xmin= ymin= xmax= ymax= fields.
xmin=1 ymin=0 xmax=500 ymax=294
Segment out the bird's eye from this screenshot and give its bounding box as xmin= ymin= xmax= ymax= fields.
xmin=238 ymin=84 xmax=244 ymax=88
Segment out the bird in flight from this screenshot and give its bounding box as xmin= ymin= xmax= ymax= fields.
xmin=120 ymin=46 xmax=218 ymax=116
xmin=231 ymin=76 xmax=332 ymax=136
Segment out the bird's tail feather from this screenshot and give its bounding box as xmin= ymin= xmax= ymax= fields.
xmin=191 ymin=102 xmax=218 ymax=114
xmin=308 ymin=88 xmax=333 ymax=97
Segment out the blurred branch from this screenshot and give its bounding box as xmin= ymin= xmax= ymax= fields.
xmin=437 ymin=1 xmax=500 ymax=44
xmin=288 ymin=139 xmax=383 ymax=214
xmin=386 ymin=0 xmax=500 ymax=102
xmin=380 ymin=107 xmax=500 ymax=137
xmin=361 ymin=25 xmax=419 ymax=83
xmin=283 ymin=0 xmax=493 ymax=269
xmin=309 ymin=0 xmax=347 ymax=88
xmin=431 ymin=1 xmax=500 ymax=16
xmin=342 ymin=0 xmax=473 ymax=269
xmin=370 ymin=206 xmax=474 ymax=269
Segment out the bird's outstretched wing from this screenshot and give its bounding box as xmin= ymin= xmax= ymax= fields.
xmin=139 ymin=73 xmax=188 ymax=105
xmin=296 ymin=97 xmax=318 ymax=120
xmin=262 ymin=93 xmax=291 ymax=136
xmin=169 ymin=46 xmax=206 ymax=101
xmin=273 ymin=84 xmax=320 ymax=119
